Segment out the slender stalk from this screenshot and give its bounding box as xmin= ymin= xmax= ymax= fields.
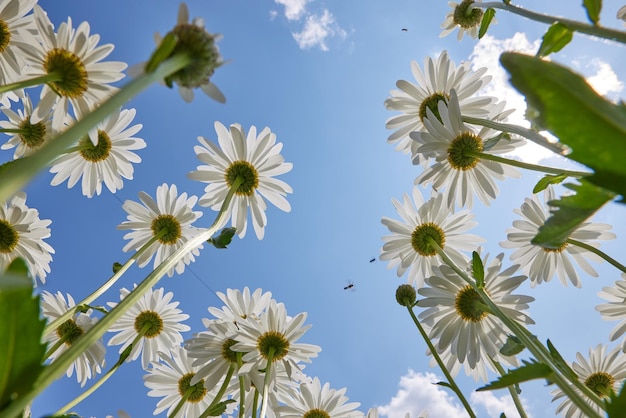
xmin=199 ymin=363 xmax=236 ymax=418
xmin=567 ymin=238 xmax=626 ymax=274
xmin=0 ymin=128 xmax=28 ymax=134
xmin=238 ymin=353 xmax=245 ymax=418
xmin=43 ymin=338 xmax=67 ymax=360
xmin=467 ymin=150 xmax=590 ymax=177
xmin=259 ymin=349 xmax=275 ymax=418
xmin=491 ymin=359 xmax=528 ymax=418
xmin=478 ymin=2 xmax=626 ymax=44
xmin=0 ymin=177 xmax=243 ymax=418
xmin=0 ymin=73 xmax=62 ymax=95
xmin=251 ymin=390 xmax=259 ymax=418
xmin=168 ymin=390 xmax=192 ymax=418
xmin=0 ymin=53 xmax=191 ymax=203
xmin=406 ymin=306 xmax=477 ymax=418
xmin=462 ymin=115 xmax=569 ymax=155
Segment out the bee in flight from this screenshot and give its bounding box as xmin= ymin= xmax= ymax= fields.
xmin=344 ymin=280 xmax=356 ymax=291
xmin=369 ymin=257 xmax=376 ymax=263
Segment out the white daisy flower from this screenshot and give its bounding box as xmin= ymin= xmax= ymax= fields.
xmin=143 ymin=346 xmax=232 ymax=418
xmin=0 ymin=192 xmax=54 ymax=285
xmin=188 ymin=121 xmax=293 ymax=240
xmin=500 ymin=187 xmax=615 ymax=288
xmin=418 ymin=253 xmax=533 ymax=381
xmin=278 ymin=377 xmax=363 ymax=418
xmin=596 ymin=273 xmax=626 ymax=352
xmin=0 ymin=0 xmax=38 ymax=88
xmin=440 ymin=0 xmax=489 ymax=40
xmin=384 ymin=50 xmax=495 ymax=161
xmin=207 ymin=287 xmax=273 ymax=327
xmin=551 ymin=344 xmax=626 ymax=418
xmin=618 ymin=5 xmax=626 ymax=26
xmin=0 ymin=93 xmax=58 ymax=158
xmin=117 ymin=183 xmax=203 ymax=277
xmin=107 ymin=286 xmax=191 ymax=369
xmin=412 ymin=89 xmax=524 ymax=210
xmin=41 ymin=291 xmax=106 ymax=387
xmin=20 ymin=5 xmax=127 ymax=131
xmin=49 ymin=108 xmax=146 ymax=198
xmin=380 ymin=187 xmax=485 ymax=288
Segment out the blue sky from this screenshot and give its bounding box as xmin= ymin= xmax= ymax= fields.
xmin=9 ymin=0 xmax=626 ymax=417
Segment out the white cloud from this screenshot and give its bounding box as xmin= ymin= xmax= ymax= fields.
xmin=274 ymin=0 xmax=310 ymax=21
xmin=585 ymin=58 xmax=624 ymax=98
xmin=293 ymin=9 xmax=346 ymax=51
xmin=471 ymin=391 xmax=533 ymax=418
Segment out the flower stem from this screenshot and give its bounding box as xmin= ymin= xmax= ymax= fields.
xmin=467 ymin=150 xmax=590 ymax=177
xmin=0 ymin=72 xmax=62 ymax=95
xmin=567 ymin=239 xmax=626 ymax=274
xmin=168 ymin=389 xmax=192 ymax=418
xmin=238 ymin=353 xmax=245 ymax=418
xmin=199 ymin=363 xmax=236 ymax=418
xmin=461 ymin=115 xmax=569 ymax=155
xmin=491 ymin=359 xmax=528 ymax=418
xmin=405 ymin=306 xmax=477 ymax=418
xmin=259 ymin=349 xmax=275 ymax=418
xmin=478 ymin=2 xmax=626 ymax=44
xmin=43 ymin=337 xmax=68 ymax=360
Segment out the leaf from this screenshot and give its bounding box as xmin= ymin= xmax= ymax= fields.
xmin=478 ymin=8 xmax=496 ymax=39
xmin=435 ymin=381 xmax=452 ymax=389
xmin=547 ymin=339 xmax=578 ymax=381
xmin=583 ymin=0 xmax=602 ymax=25
xmin=531 ymin=180 xmax=614 ymax=248
xmin=533 ymin=174 xmax=568 ymax=193
xmin=199 ymin=399 xmax=237 ymax=417
xmin=606 ymin=379 xmax=626 ymax=418
xmin=0 ymin=272 xmax=46 ymax=410
xmin=6 ymin=258 xmax=29 ymax=279
xmin=145 ymin=32 xmax=178 ymax=73
xmin=500 ymin=335 xmax=525 ymax=357
xmin=477 ymin=360 xmax=553 ymax=391
xmin=483 ymin=132 xmax=511 ymax=151
xmin=208 ymin=227 xmax=237 ymax=249
xmin=112 ymin=262 xmax=123 ymax=273
xmin=536 ymin=23 xmax=573 ymax=57
xmin=500 ymin=53 xmax=626 ymax=200
xmin=472 ymin=251 xmax=484 ymax=288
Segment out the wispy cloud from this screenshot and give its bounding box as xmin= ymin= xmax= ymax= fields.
xmin=274 ymin=0 xmax=310 ymax=21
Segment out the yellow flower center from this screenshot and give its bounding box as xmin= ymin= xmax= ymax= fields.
xmin=151 ymin=214 xmax=182 ymax=245
xmin=257 ymin=330 xmax=289 ymax=362
xmin=455 ymin=285 xmax=488 ymax=322
xmin=56 ymin=319 xmax=84 ymax=346
xmin=178 ymin=372 xmax=208 ymax=403
xmin=411 ymin=222 xmax=446 ymax=256
xmin=447 ymin=131 xmax=483 ymax=170
xmin=44 ymin=48 xmax=88 ymax=98
xmin=419 ymin=92 xmax=449 ymax=123
xmin=453 ymin=0 xmax=484 ymax=29
xmin=79 ymin=130 xmax=112 ymax=162
xmin=225 ymin=160 xmax=259 ymax=196
xmin=584 ymin=371 xmax=615 ymax=398
xmin=0 ymin=219 xmax=19 ymax=253
xmin=134 ymin=310 xmax=164 ymax=338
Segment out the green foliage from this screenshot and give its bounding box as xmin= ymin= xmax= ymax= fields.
xmin=471 ymin=251 xmax=484 ymax=288
xmin=500 ymin=335 xmax=525 ymax=357
xmin=531 ymin=181 xmax=614 ymax=249
xmin=6 ymin=258 xmax=30 ymax=279
xmin=112 ymin=262 xmax=123 ymax=273
xmin=536 ymin=23 xmax=573 ymax=57
xmin=500 ymin=52 xmax=626 ymax=201
xmin=145 ymin=32 xmax=179 ymax=73
xmin=605 ymin=380 xmax=626 ymax=418
xmin=478 ymin=8 xmax=496 ymax=39
xmin=583 ymin=0 xmax=602 ymax=25
xmin=477 ymin=360 xmax=554 ymax=391
xmin=547 ymin=339 xmax=578 ymax=381
xmin=0 ymin=272 xmax=46 ymax=412
xmin=483 ymin=132 xmax=511 ymax=151
xmin=199 ymin=400 xmax=237 ymax=417
xmin=533 ymin=174 xmax=568 ymax=193
xmin=208 ymin=227 xmax=237 ymax=249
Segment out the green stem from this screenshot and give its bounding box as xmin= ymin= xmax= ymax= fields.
xmin=43 ymin=337 xmax=68 ymax=360
xmin=0 ymin=177 xmax=243 ymax=418
xmin=0 ymin=73 xmax=62 ymax=95
xmin=199 ymin=363 xmax=236 ymax=418
xmin=259 ymin=349 xmax=275 ymax=418
xmin=491 ymin=359 xmax=528 ymax=418
xmin=461 ymin=115 xmax=569 ymax=155
xmin=238 ymin=353 xmax=245 ymax=418
xmin=0 ymin=53 xmax=191 ymax=204
xmin=168 ymin=389 xmax=192 ymax=418
xmin=406 ymin=306 xmax=477 ymax=418
xmin=467 ymin=150 xmax=590 ymax=177
xmin=429 ymin=238 xmax=605 ymax=417
xmin=478 ymin=2 xmax=626 ymax=44
xmin=0 ymin=128 xmax=28 ymax=134
xmin=567 ymin=239 xmax=626 ymax=274
xmin=251 ymin=389 xmax=259 ymax=418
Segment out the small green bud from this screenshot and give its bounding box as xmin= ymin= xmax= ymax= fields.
xmin=395 ymin=284 xmax=417 ymax=307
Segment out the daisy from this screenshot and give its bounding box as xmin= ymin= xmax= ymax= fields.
xmin=418 ymin=253 xmax=534 ymax=381
xmin=0 ymin=0 xmax=38 ymax=89
xmin=0 ymin=192 xmax=54 ymax=285
xmin=596 ymin=273 xmax=626 ymax=352
xmin=188 ymin=121 xmax=293 ymax=240
xmin=143 ymin=346 xmax=234 ymax=418
xmin=0 ymin=93 xmax=57 ymax=158
xmin=380 ymin=187 xmax=485 ymax=288
xmin=41 ymin=291 xmax=106 ymax=387
xmin=20 ymin=5 xmax=127 ymax=131
xmin=117 ymin=183 xmax=203 ymax=277
xmin=207 ymin=287 xmax=273 ymax=327
xmin=107 ymin=286 xmax=191 ymax=369
xmin=278 ymin=377 xmax=363 ymax=418
xmin=384 ymin=50 xmax=495 ymax=161
xmin=551 ymin=344 xmax=626 ymax=418
xmin=49 ymin=107 xmax=146 ymax=197
xmin=412 ymin=89 xmax=524 ymax=210
xmin=440 ymin=0 xmax=488 ymax=40
xmin=500 ymin=187 xmax=615 ymax=288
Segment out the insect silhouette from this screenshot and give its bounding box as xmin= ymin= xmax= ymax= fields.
xmin=401 ymin=28 xmax=408 ymax=32
xmin=369 ymin=257 xmax=376 ymax=263
xmin=344 ymin=280 xmax=356 ymax=291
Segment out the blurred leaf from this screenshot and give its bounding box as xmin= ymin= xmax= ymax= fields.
xmin=0 ymin=273 xmax=46 ymax=410
xmin=606 ymin=379 xmax=626 ymax=418
xmin=435 ymin=381 xmax=452 ymax=389
xmin=477 ymin=360 xmax=553 ymax=391
xmin=533 ymin=174 xmax=568 ymax=193
xmin=500 ymin=414 xmax=507 ymax=418
xmin=483 ymin=132 xmax=511 ymax=151
xmin=208 ymin=227 xmax=237 ymax=249
xmin=199 ymin=399 xmax=236 ymax=417
xmin=500 ymin=53 xmax=626 ymax=200
xmin=583 ymin=0 xmax=602 ymax=24
xmin=472 ymin=251 xmax=484 ymax=288
xmin=478 ymin=8 xmax=496 ymax=39
xmin=112 ymin=262 xmax=123 ymax=273
xmin=536 ymin=23 xmax=573 ymax=57
xmin=532 ymin=181 xmax=614 ymax=249
xmin=547 ymin=339 xmax=578 ymax=381
xmin=6 ymin=258 xmax=29 ymax=279
xmin=500 ymin=335 xmax=525 ymax=357
xmin=145 ymin=32 xmax=178 ymax=73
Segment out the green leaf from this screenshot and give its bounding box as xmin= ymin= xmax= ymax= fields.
xmin=477 ymin=360 xmax=553 ymax=391
xmin=531 ymin=181 xmax=614 ymax=248
xmin=6 ymin=258 xmax=30 ymax=279
xmin=145 ymin=32 xmax=178 ymax=73
xmin=533 ymin=174 xmax=568 ymax=193
xmin=500 ymin=335 xmax=525 ymax=357
xmin=500 ymin=414 xmax=507 ymax=418
xmin=208 ymin=227 xmax=237 ymax=249
xmin=547 ymin=339 xmax=578 ymax=381
xmin=478 ymin=8 xmax=496 ymax=39
xmin=435 ymin=381 xmax=453 ymax=389
xmin=199 ymin=399 xmax=237 ymax=417
xmin=483 ymin=132 xmax=511 ymax=151
xmin=0 ymin=273 xmax=46 ymax=410
xmin=583 ymin=0 xmax=602 ymax=25
xmin=536 ymin=23 xmax=573 ymax=57
xmin=112 ymin=262 xmax=123 ymax=273
xmin=606 ymin=379 xmax=626 ymax=418
xmin=472 ymin=251 xmax=484 ymax=288
xmin=500 ymin=53 xmax=626 ymax=200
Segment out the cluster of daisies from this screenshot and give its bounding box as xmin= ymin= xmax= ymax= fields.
xmin=380 ymin=2 xmax=626 ymax=416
